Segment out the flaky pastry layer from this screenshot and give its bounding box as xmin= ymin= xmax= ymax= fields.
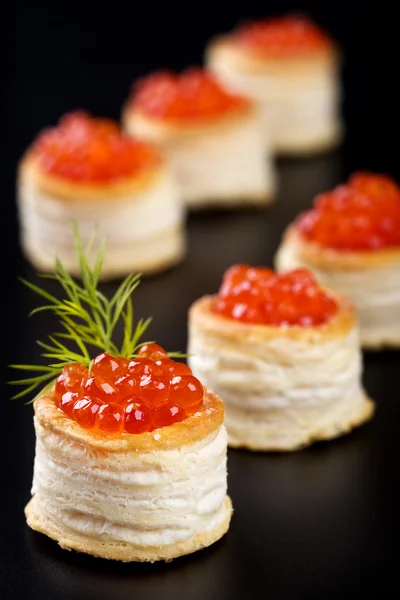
xmin=25 ymin=495 xmax=232 ymax=562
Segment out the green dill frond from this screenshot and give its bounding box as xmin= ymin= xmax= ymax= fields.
xmin=9 ymin=223 xmax=154 ymax=400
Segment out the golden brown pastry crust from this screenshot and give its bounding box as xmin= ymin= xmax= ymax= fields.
xmin=122 ymin=102 xmax=259 ymax=141
xmin=25 ymin=495 xmax=232 ymax=562
xmin=206 ymin=36 xmax=340 ymax=76
xmin=189 ymin=294 xmax=356 ymax=344
xmin=34 ymin=387 xmax=224 ymax=453
xmin=19 ymin=152 xmax=164 ymax=201
xmin=282 ymin=226 xmax=400 ymax=271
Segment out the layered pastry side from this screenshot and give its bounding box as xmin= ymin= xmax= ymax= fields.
xmin=206 ymin=14 xmax=343 ymax=155
xmin=25 ymin=345 xmax=232 ymax=562
xmin=275 ymin=172 xmax=400 ymax=349
xmin=188 ymin=266 xmax=374 ymax=451
xmin=123 ymin=68 xmax=276 ymax=208
xmin=18 ymin=112 xmax=185 ymax=279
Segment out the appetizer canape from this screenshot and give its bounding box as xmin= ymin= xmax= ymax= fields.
xmin=275 ymin=172 xmax=400 ymax=349
xmin=207 ymin=14 xmax=343 ymax=155
xmin=18 ymin=111 xmax=185 ymax=279
xmin=11 ymin=229 xmax=231 ymax=562
xmin=123 ymin=68 xmax=276 ymax=208
xmin=188 ymin=265 xmax=374 ymax=451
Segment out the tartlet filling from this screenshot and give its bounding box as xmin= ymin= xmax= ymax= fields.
xmin=129 ymin=68 xmax=248 ymax=121
xmin=32 ymin=111 xmax=160 ymax=182
xmin=297 ymin=172 xmax=400 ymax=251
xmin=55 ymin=345 xmax=204 ymax=433
xmin=231 ymin=15 xmax=333 ymax=58
xmin=212 ymin=265 xmax=338 ymax=326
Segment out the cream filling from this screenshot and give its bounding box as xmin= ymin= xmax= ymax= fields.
xmin=127 ymin=112 xmax=276 ymax=206
xmin=18 ymin=169 xmax=185 ymax=275
xmin=276 ymin=239 xmax=400 ymax=344
xmin=208 ymin=60 xmax=341 ymax=151
xmin=188 ymin=320 xmax=366 ymax=449
xmin=31 ymin=420 xmax=228 ymax=547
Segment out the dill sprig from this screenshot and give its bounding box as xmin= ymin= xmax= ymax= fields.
xmin=9 ymin=223 xmax=159 ymax=401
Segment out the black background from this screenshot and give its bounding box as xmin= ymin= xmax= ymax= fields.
xmin=1 ymin=1 xmax=400 ymax=598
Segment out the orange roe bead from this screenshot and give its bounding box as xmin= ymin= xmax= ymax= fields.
xmin=62 ymin=363 xmax=89 ymax=392
xmin=54 ymin=349 xmax=204 ymax=433
xmin=91 ymin=353 xmax=129 ymax=380
xmin=152 ymin=402 xmax=187 ymax=429
xmin=138 ymin=373 xmax=170 ymax=407
xmin=138 ymin=343 xmax=169 ymax=361
xmin=170 ymin=375 xmax=203 ymax=411
xmin=72 ymin=397 xmax=100 ymax=429
xmin=130 ymin=68 xmax=248 ymax=121
xmin=213 ymin=265 xmax=338 ymax=326
xmin=55 ymin=374 xmax=67 ymax=399
xmin=84 ymin=376 xmax=119 ymax=404
xmin=155 ymin=358 xmax=192 ymax=376
xmin=124 ymin=400 xmax=152 ymax=434
xmin=97 ymin=403 xmax=124 ymax=433
xmin=32 ymin=111 xmax=160 ymax=183
xmin=232 ymin=14 xmax=333 ymax=57
xmin=115 ymin=374 xmax=137 ymax=402
xmin=297 ymin=172 xmax=400 ymax=250
xmin=59 ymin=391 xmax=79 ymax=418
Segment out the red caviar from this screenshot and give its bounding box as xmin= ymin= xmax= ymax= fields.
xmin=213 ymin=265 xmax=338 ymax=326
xmin=32 ymin=111 xmax=160 ymax=182
xmin=297 ymin=172 xmax=400 ymax=250
xmin=131 ymin=68 xmax=248 ymax=120
xmin=232 ymin=15 xmax=332 ymax=57
xmin=54 ymin=348 xmax=203 ymax=433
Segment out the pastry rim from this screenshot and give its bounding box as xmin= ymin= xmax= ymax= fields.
xmin=206 ymin=35 xmax=341 ymax=74
xmin=282 ymin=226 xmax=400 ymax=271
xmin=122 ymin=101 xmax=260 ymax=140
xmin=33 ymin=387 xmax=224 ymax=453
xmin=189 ymin=293 xmax=357 ymax=343
xmin=18 ymin=151 xmax=167 ymax=201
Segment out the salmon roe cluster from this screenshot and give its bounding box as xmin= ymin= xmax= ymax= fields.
xmin=33 ymin=111 xmax=160 ymax=182
xmin=297 ymin=172 xmax=400 ymax=250
xmin=54 ymin=345 xmax=204 ymax=434
xmin=213 ymin=265 xmax=338 ymax=326
xmin=232 ymin=15 xmax=332 ymax=57
xmin=131 ymin=68 xmax=248 ymax=120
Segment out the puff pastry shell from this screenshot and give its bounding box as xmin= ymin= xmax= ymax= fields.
xmin=26 ymin=389 xmax=232 ymax=562
xmin=18 ymin=154 xmax=186 ymax=279
xmin=188 ymin=296 xmax=374 ymax=451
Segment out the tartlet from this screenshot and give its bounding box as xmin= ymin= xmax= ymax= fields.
xmin=188 ymin=265 xmax=374 ymax=451
xmin=18 ymin=111 xmax=185 ymax=279
xmin=26 ymin=355 xmax=231 ymax=562
xmin=12 ymin=232 xmax=231 ymax=562
xmin=206 ymin=14 xmax=343 ymax=155
xmin=123 ymin=68 xmax=276 ymax=208
xmin=275 ymin=172 xmax=400 ymax=349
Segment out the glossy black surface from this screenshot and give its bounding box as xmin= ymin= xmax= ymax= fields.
xmin=2 ymin=1 xmax=400 ymax=598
